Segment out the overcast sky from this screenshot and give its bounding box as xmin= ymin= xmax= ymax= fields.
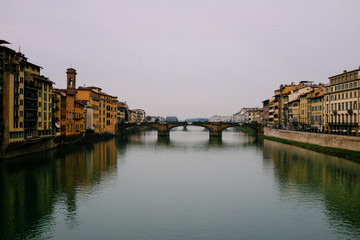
xmin=2 ymin=0 xmax=360 ymax=119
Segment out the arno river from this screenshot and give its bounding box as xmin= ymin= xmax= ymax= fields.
xmin=1 ymin=128 xmax=360 ymax=240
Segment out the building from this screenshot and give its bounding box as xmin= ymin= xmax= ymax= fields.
xmin=76 ymin=86 xmax=100 ymax=132
xmin=54 ymin=68 xmax=84 ymax=136
xmin=324 ymin=67 xmax=360 ymax=135
xmin=145 ymin=116 xmax=165 ymax=122
xmin=308 ymin=89 xmax=324 ymax=131
xmin=128 ymin=110 xmax=136 ymax=123
xmin=117 ymin=102 xmax=129 ymax=123
xmin=0 ymin=41 xmax=54 ymax=154
xmin=299 ymin=93 xmax=308 ymax=129
xmin=262 ymin=99 xmax=271 ymax=125
xmin=166 ymin=116 xmax=179 ymax=122
xmin=98 ymin=89 xmax=118 ymax=133
xmin=76 ymin=74 xmax=117 ymax=134
xmin=52 ymin=89 xmax=62 ymax=136
xmin=133 ymin=109 xmax=145 ymax=123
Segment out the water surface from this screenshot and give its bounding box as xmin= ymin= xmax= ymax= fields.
xmin=1 ymin=128 xmax=360 ymax=240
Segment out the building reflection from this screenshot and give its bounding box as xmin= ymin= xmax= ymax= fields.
xmin=262 ymin=139 xmax=360 ymax=234
xmin=0 ymin=138 xmax=118 ymax=240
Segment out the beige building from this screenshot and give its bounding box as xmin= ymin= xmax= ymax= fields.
xmin=133 ymin=109 xmax=145 ymax=123
xmin=128 ymin=110 xmax=136 ymax=123
xmin=324 ymin=68 xmax=360 ymax=135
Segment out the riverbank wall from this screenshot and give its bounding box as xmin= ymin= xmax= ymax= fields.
xmin=264 ymin=127 xmax=360 ymax=153
xmin=0 ymin=132 xmax=116 ymax=160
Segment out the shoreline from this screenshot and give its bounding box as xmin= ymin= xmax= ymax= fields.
xmin=262 ymin=130 xmax=360 ymax=162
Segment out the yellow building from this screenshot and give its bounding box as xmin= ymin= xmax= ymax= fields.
xmin=98 ymin=90 xmax=118 ymax=133
xmin=308 ymin=89 xmax=324 ymax=131
xmin=0 ymin=41 xmax=53 ymax=154
xmin=299 ymin=94 xmax=308 ymax=128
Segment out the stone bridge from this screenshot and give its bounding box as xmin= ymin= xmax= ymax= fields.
xmin=116 ymin=122 xmax=263 ymax=138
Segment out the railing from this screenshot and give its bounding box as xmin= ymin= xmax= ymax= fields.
xmin=328 ymin=122 xmax=358 ymax=127
xmin=24 ymin=81 xmax=42 ymax=90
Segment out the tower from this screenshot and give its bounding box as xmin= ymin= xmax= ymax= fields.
xmin=66 ymin=68 xmax=77 ymax=89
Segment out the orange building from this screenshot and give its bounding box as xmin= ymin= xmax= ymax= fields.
xmin=77 ymin=85 xmax=117 ymax=134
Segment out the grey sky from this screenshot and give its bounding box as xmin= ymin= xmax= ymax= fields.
xmin=2 ymin=0 xmax=360 ymax=119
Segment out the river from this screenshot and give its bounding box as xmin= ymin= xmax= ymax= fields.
xmin=1 ymin=127 xmax=360 ymax=240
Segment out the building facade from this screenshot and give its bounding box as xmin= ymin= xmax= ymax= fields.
xmin=324 ymin=68 xmax=360 ymax=135
xmin=0 ymin=41 xmax=54 ymax=154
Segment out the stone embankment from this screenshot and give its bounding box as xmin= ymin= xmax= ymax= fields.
xmin=0 ymin=132 xmax=115 ymax=160
xmin=264 ymin=127 xmax=360 ymax=159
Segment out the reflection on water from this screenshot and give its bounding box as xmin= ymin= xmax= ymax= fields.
xmin=0 ymin=139 xmax=117 ymax=240
xmin=262 ymin=139 xmax=360 ymax=238
xmin=1 ymin=130 xmax=360 ymax=240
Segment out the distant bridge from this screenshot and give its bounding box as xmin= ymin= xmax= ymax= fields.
xmin=116 ymin=122 xmax=263 ymax=138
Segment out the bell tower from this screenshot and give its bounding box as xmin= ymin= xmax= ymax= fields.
xmin=66 ymin=68 xmax=77 ymax=89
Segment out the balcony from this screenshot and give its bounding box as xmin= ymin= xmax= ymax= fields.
xmin=11 ymin=70 xmax=20 ymax=75
xmin=24 ymin=95 xmax=38 ymax=101
xmin=328 ymin=122 xmax=358 ymax=127
xmin=348 ymin=109 xmax=353 ymax=114
xmin=24 ymin=118 xmax=37 ymax=121
xmin=24 ymin=82 xmax=42 ymax=90
xmin=332 ymin=110 xmax=338 ymax=114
